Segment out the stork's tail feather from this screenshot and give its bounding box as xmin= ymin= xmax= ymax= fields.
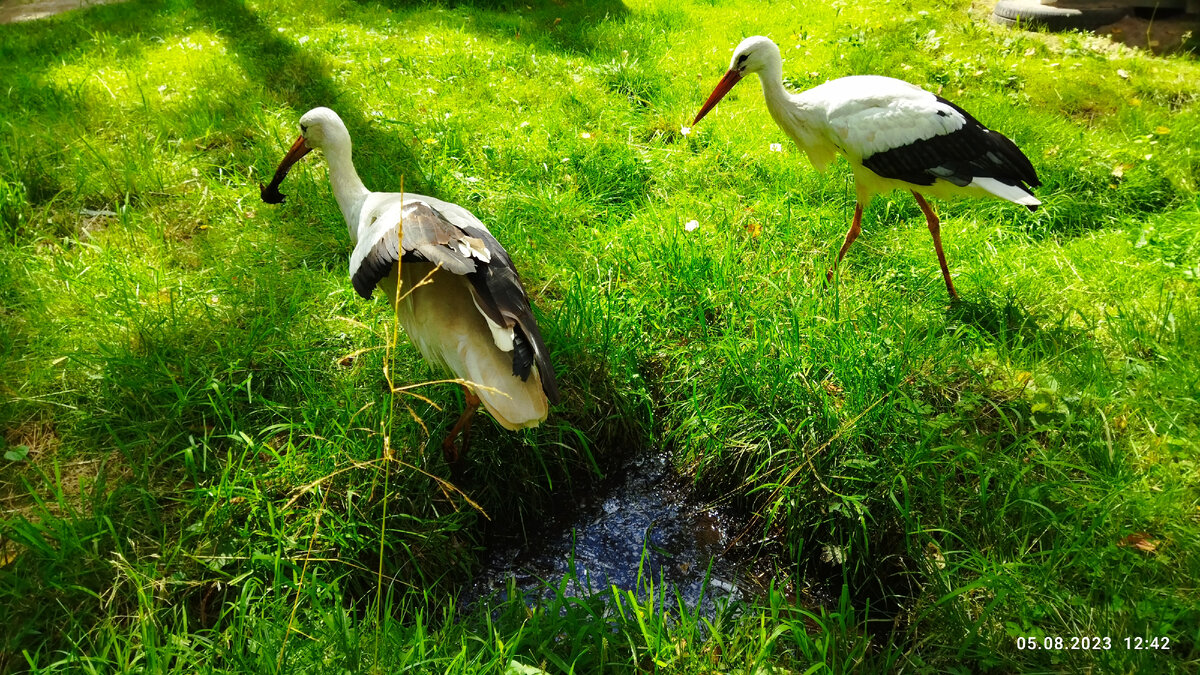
xmin=475 ymin=373 xmax=550 ymax=431
xmin=972 ymin=177 xmax=1041 ymax=210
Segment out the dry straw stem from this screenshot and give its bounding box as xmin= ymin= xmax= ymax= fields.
xmin=282 ymin=455 xmax=487 ymax=517
xmin=375 ymin=181 xmax=404 ymax=668
xmin=379 ymin=264 xmax=510 ymax=441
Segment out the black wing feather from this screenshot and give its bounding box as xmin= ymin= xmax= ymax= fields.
xmin=351 ymin=249 xmax=426 ymax=300
xmin=862 ymin=96 xmax=1040 ymax=196
xmin=458 ymin=223 xmax=561 ymax=405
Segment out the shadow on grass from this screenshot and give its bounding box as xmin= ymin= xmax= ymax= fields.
xmin=191 ymin=0 xmax=437 ymax=197
xmin=356 ymin=0 xmax=630 ymax=57
xmin=0 ymin=0 xmax=439 ymax=209
xmin=1 ymin=0 xmax=645 ymax=224
xmin=945 ymin=293 xmax=1090 ymax=359
xmin=0 ymin=1 xmax=181 ymax=203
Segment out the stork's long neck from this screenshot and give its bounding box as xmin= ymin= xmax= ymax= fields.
xmin=758 ymin=59 xmax=789 ymax=112
xmin=323 ymin=139 xmax=370 ymax=231
xmin=758 ymin=60 xmax=821 ymax=153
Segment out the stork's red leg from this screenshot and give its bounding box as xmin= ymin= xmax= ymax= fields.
xmin=441 ymin=386 xmax=481 ymax=465
xmin=826 ymin=202 xmax=864 ymax=283
xmin=911 ymin=192 xmax=959 ymax=301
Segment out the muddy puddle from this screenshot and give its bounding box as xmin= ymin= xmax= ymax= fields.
xmin=465 ymin=451 xmax=761 ymax=615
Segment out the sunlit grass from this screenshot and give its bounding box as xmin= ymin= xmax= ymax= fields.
xmin=1 ymin=0 xmax=1198 ymax=671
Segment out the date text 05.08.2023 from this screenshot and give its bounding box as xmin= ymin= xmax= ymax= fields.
xmin=1016 ymin=637 xmax=1171 ymax=651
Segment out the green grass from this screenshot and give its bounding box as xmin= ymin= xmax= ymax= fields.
xmin=1 ymin=0 xmax=1198 ymax=671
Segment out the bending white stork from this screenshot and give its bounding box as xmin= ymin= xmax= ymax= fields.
xmin=693 ymin=36 xmax=1041 ymax=300
xmin=260 ymin=107 xmax=559 ymax=465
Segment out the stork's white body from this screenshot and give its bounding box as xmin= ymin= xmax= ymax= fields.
xmin=693 ymin=37 xmax=1042 ymax=299
xmin=759 ymin=74 xmax=1040 ymax=208
xmin=385 ymin=260 xmax=548 ymax=430
xmin=335 ymin=181 xmax=554 ymax=434
xmin=265 ymin=108 xmax=557 ymax=457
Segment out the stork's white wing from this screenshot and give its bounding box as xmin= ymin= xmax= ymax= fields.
xmin=810 ymin=76 xmax=966 ymax=160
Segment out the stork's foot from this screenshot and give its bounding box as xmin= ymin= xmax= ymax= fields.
xmin=822 ymin=268 xmax=839 ymax=295
xmin=440 ymin=386 xmax=480 ymax=469
xmin=440 ymin=432 xmax=472 ymax=468
xmin=440 ymin=437 xmax=462 ymax=466
xmin=826 ymin=203 xmax=863 ymax=290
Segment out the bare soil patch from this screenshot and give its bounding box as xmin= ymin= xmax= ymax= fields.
xmin=0 ymin=0 xmax=125 ymax=24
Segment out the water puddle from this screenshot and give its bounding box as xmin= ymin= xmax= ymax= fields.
xmin=466 ymin=450 xmax=758 ymax=614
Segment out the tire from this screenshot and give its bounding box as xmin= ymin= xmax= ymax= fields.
xmin=991 ymin=1 xmax=1129 ymax=31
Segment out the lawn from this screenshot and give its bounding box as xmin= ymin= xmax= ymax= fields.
xmin=1 ymin=0 xmax=1198 ymax=672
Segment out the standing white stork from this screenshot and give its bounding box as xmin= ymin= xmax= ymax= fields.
xmin=692 ymin=36 xmax=1041 ymax=300
xmin=260 ymin=107 xmax=559 ymax=465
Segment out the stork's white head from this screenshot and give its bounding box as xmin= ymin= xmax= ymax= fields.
xmin=693 ymin=36 xmax=782 ymax=125
xmin=260 ymin=107 xmax=352 ymax=204
xmin=296 ymin=106 xmax=351 ymax=152
xmin=727 ymin=36 xmax=781 ymax=77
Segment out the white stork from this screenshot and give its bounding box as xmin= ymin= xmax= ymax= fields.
xmin=693 ymin=36 xmax=1041 ymax=300
xmin=260 ymin=107 xmax=559 ymax=465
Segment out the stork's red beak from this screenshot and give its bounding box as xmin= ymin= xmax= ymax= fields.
xmin=260 ymin=135 xmax=313 ymax=204
xmin=692 ymin=68 xmax=744 ymax=125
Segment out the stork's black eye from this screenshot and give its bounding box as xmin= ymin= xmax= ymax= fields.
xmin=737 ymin=54 xmax=749 ymax=65
xmin=300 ymin=124 xmax=308 ymax=134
